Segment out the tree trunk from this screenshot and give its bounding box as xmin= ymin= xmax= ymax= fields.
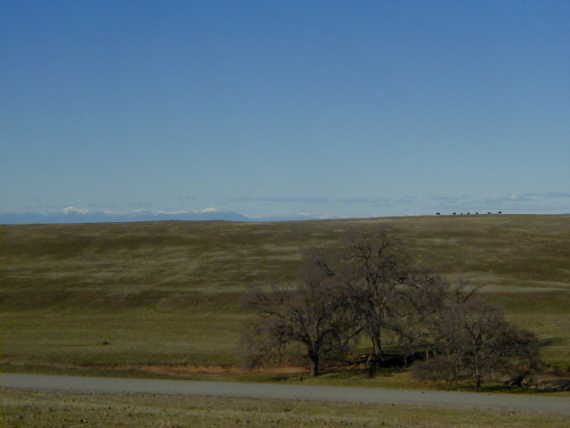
xmin=474 ymin=356 xmax=482 ymax=391
xmin=474 ymin=363 xmax=482 ymax=391
xmin=367 ymin=332 xmax=384 ymax=378
xmin=367 ymin=354 xmax=376 ymax=378
xmin=309 ymin=349 xmax=320 ymax=377
xmin=310 ymin=356 xmax=320 ymax=377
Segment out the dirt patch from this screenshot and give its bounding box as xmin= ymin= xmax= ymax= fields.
xmin=100 ymin=364 xmax=307 ymax=377
xmin=142 ymin=365 xmax=305 ymax=376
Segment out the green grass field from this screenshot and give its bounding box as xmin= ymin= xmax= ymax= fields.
xmin=1 ymin=215 xmax=569 ymax=380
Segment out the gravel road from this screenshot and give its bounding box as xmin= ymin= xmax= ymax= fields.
xmin=1 ymin=373 xmax=568 ymax=416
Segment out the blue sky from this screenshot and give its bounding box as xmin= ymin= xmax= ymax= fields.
xmin=2 ymin=0 xmax=569 ymax=218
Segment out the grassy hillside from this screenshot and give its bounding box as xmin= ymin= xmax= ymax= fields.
xmin=1 ymin=215 xmax=569 ymax=376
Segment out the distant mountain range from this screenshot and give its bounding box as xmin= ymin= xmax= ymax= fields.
xmin=0 ymin=208 xmax=320 ymax=225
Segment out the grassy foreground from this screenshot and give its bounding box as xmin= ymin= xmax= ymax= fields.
xmin=0 ymin=215 xmax=569 ymax=378
xmin=1 ymin=387 xmax=569 ymax=428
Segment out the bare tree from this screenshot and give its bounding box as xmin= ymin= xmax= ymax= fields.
xmin=242 ymin=261 xmax=359 ymax=376
xmin=412 ymin=296 xmax=540 ymax=391
xmin=306 ymin=228 xmax=415 ymax=377
xmin=390 ymin=271 xmax=457 ymax=362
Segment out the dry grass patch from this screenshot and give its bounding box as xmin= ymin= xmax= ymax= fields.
xmin=2 ymin=387 xmax=570 ymax=428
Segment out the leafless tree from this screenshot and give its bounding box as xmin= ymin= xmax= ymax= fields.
xmin=241 ymin=259 xmax=359 ymax=376
xmin=306 ymin=228 xmax=415 ymax=377
xmin=411 ymin=296 xmax=540 ymax=390
xmin=389 ymin=271 xmax=458 ymax=362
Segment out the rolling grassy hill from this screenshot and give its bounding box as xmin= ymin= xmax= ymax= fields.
xmin=1 ymin=214 xmax=569 ymax=378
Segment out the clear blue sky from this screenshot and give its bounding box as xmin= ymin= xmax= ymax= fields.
xmin=2 ymin=0 xmax=569 ymax=218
